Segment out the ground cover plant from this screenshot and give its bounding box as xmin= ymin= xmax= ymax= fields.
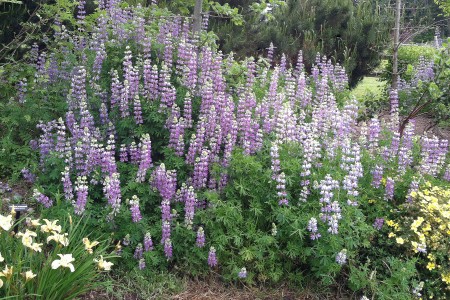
xmin=0 ymin=0 xmax=450 ymax=299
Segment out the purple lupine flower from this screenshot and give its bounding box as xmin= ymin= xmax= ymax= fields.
xmin=120 ymin=144 xmax=128 ymax=162
xmin=161 ymin=221 xmax=171 ymax=245
xmin=208 ymin=246 xmax=217 ymax=267
xmin=384 ymin=177 xmax=395 ymax=201
xmin=129 ymin=195 xmax=142 ymax=223
xmin=336 ymin=249 xmax=347 ymax=265
xmin=134 ymin=243 xmax=143 ymax=259
xmin=138 ymin=258 xmax=146 ymax=270
xmin=368 ymin=117 xmax=381 ymax=154
xmin=75 ymin=176 xmax=88 ymax=214
xmin=33 ymin=189 xmax=53 ymax=208
xmin=184 ymin=186 xmax=197 ymax=227
xmin=103 ymin=172 xmax=121 ymax=213
xmin=371 ymin=165 xmax=383 ymax=188
xmin=129 ymin=142 xmax=140 ymax=164
xmin=406 ymin=179 xmax=419 ymax=203
xmin=17 ymin=78 xmax=27 ymax=103
xmin=196 ymin=227 xmax=205 ymax=248
xmin=144 ymin=232 xmax=153 ymax=251
xmin=164 ymin=238 xmax=173 ymax=258
xmin=307 ymin=217 xmax=321 ymax=240
xmin=61 ymin=166 xmax=73 ymax=201
xmin=373 ymin=218 xmax=384 ymax=230
xmin=133 ymin=95 xmax=143 ymax=125
xmin=193 ymin=149 xmax=210 ymax=189
xmin=238 ymin=267 xmax=247 ymax=279
xmin=136 ymin=134 xmax=152 ymax=183
xmin=21 ymin=168 xmax=36 ymax=184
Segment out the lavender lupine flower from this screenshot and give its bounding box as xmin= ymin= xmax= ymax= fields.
xmin=138 ymin=258 xmax=146 ymax=270
xmin=444 ymin=166 xmax=450 ymax=181
xmin=371 ymin=165 xmax=383 ymax=188
xmin=336 ymin=249 xmax=347 ymax=265
xmin=144 ymin=232 xmax=153 ymax=251
xmin=134 ymin=243 xmax=143 ymax=259
xmin=373 ymin=218 xmax=384 ymax=230
xmin=103 ymin=172 xmax=121 ymax=213
xmin=136 ymin=134 xmax=152 ymax=183
xmin=406 ymin=179 xmax=420 ymax=203
xmin=276 ymin=172 xmax=289 ymax=206
xmin=368 ymin=117 xmax=381 ymax=154
xmin=384 ymin=177 xmax=395 ymax=201
xmin=120 ymin=144 xmax=128 ymax=162
xmin=164 ymin=238 xmax=173 ymax=259
xmin=129 ymin=142 xmax=140 ymax=164
xmin=318 ymin=174 xmax=339 ymax=204
xmin=184 ymin=186 xmax=197 ymax=227
xmin=33 ymin=189 xmax=53 ymax=208
xmin=161 ymin=221 xmax=171 ymax=244
xmin=122 ymin=234 xmax=131 ymax=246
xmin=196 ymin=227 xmax=205 ymax=248
xmin=61 ymin=166 xmax=73 ymax=201
xmin=75 ymin=176 xmax=88 ymax=214
xmin=208 ymin=246 xmax=218 ymax=267
xmin=307 ymin=217 xmax=321 ymax=240
xmin=129 ymin=195 xmax=142 ymax=223
xmin=21 ymin=168 xmax=36 ymax=184
xmin=389 ymin=89 xmax=399 ymax=129
xmin=280 ymin=53 xmax=287 ymax=74
xmin=17 ymin=78 xmax=27 ymax=103
xmin=193 ymin=149 xmax=210 ymax=189
xmin=238 ymin=267 xmax=247 ymax=279
xmin=133 ymin=95 xmax=143 ymax=125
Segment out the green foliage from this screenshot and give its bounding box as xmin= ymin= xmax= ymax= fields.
xmin=212 ymin=0 xmax=392 ymax=86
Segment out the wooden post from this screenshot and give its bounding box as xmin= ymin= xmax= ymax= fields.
xmin=392 ymin=0 xmax=401 ymax=90
xmin=193 ymin=0 xmax=203 ymax=33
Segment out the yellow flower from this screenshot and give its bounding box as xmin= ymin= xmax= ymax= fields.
xmin=21 ymin=270 xmax=37 ymax=281
xmin=83 ymin=238 xmax=100 ymax=254
xmin=442 ymin=273 xmax=450 ymax=284
xmin=51 ymin=254 xmax=75 ymax=272
xmin=94 ymin=256 xmax=114 ymax=271
xmin=0 ymin=265 xmax=13 ymax=279
xmin=0 ymin=252 xmax=3 ymax=262
xmin=17 ymin=229 xmax=37 ymax=247
xmin=368 ymin=199 xmax=376 ymax=204
xmin=388 ymin=232 xmax=396 ymax=238
xmin=410 ymin=191 xmax=417 ymax=198
xmin=426 ymin=262 xmax=436 ymax=270
xmin=47 ymin=233 xmax=69 ymax=247
xmin=0 ymin=214 xmax=13 ymax=231
xmin=386 ymin=220 xmax=395 ymax=227
xmin=396 ymin=237 xmax=405 ymax=245
xmin=41 ymin=219 xmax=61 ymax=234
xmin=30 ymin=243 xmax=43 ymax=252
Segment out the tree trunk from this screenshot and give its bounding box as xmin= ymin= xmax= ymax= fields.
xmin=392 ymin=0 xmax=402 ymax=91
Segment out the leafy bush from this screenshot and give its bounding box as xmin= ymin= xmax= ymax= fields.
xmin=0 ymin=0 xmax=449 ymax=298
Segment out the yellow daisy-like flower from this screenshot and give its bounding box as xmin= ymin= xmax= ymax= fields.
xmin=426 ymin=262 xmax=436 ymax=270
xmin=21 ymin=270 xmax=37 ymax=281
xmin=30 ymin=219 xmax=41 ymax=227
xmin=94 ymin=256 xmax=114 ymax=271
xmin=51 ymin=254 xmax=75 ymax=272
xmin=0 ymin=265 xmax=13 ymax=279
xmin=83 ymin=238 xmax=100 ymax=254
xmin=0 ymin=252 xmax=4 ymax=262
xmin=442 ymin=273 xmax=450 ymax=284
xmin=47 ymin=233 xmax=69 ymax=247
xmin=41 ymin=219 xmax=61 ymax=234
xmin=0 ymin=214 xmax=13 ymax=232
xmin=396 ymin=237 xmax=404 ymax=245
xmin=388 ymin=232 xmax=396 ymax=238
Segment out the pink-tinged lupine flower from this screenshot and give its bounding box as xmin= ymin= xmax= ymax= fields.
xmin=208 ymin=246 xmax=217 ymax=267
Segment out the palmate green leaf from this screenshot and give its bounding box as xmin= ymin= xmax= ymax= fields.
xmin=239 ymin=248 xmax=254 ymax=261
